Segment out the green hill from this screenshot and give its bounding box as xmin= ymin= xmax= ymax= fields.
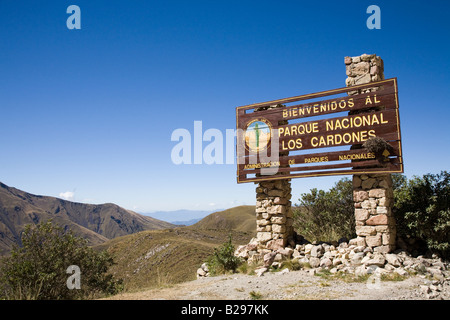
xmin=189 ymin=205 xmax=256 ymax=232
xmin=97 ymin=206 xmax=256 ymax=291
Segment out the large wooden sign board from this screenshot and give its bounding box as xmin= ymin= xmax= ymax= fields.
xmin=236 ymin=78 xmax=403 ymax=183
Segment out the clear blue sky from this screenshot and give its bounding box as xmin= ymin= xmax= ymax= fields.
xmin=1 ymin=0 xmax=449 ymax=213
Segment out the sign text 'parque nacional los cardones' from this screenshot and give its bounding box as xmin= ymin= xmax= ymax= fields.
xmin=236 ymin=78 xmax=403 ymax=183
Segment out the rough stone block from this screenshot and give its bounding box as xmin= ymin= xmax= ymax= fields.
xmin=361 ymin=178 xmax=376 ymax=189
xmin=368 ymin=188 xmax=386 ymax=198
xmin=366 ymin=214 xmax=388 ymax=226
xmin=257 ymin=232 xmax=272 ymax=243
xmin=271 ymin=224 xmax=286 ymax=233
xmin=267 ymin=189 xmax=284 ymax=197
xmin=365 ymin=234 xmax=382 ymax=247
xmin=376 ymin=206 xmax=389 ymax=214
xmin=353 ymin=190 xmax=369 ymax=202
xmin=355 ymin=209 xmax=370 ymax=221
xmin=355 ymin=226 xmax=377 ymax=236
xmin=271 ymin=215 xmax=286 ymax=224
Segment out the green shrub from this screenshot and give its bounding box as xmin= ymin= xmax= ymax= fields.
xmin=393 ymin=171 xmax=450 ymax=258
xmin=0 ymin=220 xmax=123 ymax=300
xmin=206 ymin=234 xmax=242 ymax=276
xmin=293 ymin=177 xmax=355 ymax=242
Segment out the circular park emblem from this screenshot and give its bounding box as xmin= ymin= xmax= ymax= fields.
xmin=244 ymin=118 xmax=272 ymax=153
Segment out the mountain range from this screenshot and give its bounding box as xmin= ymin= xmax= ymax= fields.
xmin=0 ymin=181 xmax=175 ymax=255
xmin=144 ymin=209 xmax=219 ymax=225
xmin=0 ymin=181 xmax=258 ymax=290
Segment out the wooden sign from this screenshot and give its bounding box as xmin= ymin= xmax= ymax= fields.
xmin=236 ymin=78 xmax=403 ymax=183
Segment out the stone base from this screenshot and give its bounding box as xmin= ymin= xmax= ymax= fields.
xmin=353 ymin=174 xmax=396 ymax=253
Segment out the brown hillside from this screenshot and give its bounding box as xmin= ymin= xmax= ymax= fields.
xmin=0 ymin=181 xmax=175 ymax=255
xmin=189 ymin=205 xmax=256 ymax=233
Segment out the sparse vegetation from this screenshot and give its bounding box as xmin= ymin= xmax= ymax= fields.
xmin=293 ymin=177 xmax=355 ymax=242
xmin=393 ymin=171 xmax=450 ymax=259
xmin=293 ymin=171 xmax=450 ymax=259
xmin=0 ymin=221 xmax=123 ymax=300
xmin=206 ymin=234 xmax=243 ymax=276
xmin=280 ymin=259 xmax=302 ymax=271
xmin=249 ymin=290 xmax=263 ymax=300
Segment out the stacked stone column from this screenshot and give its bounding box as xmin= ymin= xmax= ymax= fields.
xmin=253 ymin=104 xmax=294 ymax=250
xmin=353 ymin=175 xmax=396 ymax=252
xmin=255 ymin=179 xmax=293 ymax=248
xmin=345 ymin=53 xmax=396 ymax=253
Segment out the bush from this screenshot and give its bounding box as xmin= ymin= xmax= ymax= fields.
xmin=0 ymin=220 xmax=123 ymax=300
xmin=293 ymin=177 xmax=355 ymax=242
xmin=206 ymin=234 xmax=242 ymax=276
xmin=393 ymin=171 xmax=450 ymax=258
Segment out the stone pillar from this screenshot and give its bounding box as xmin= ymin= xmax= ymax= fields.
xmin=254 ymin=104 xmax=294 ymax=250
xmin=255 ymin=179 xmax=293 ymax=248
xmin=345 ymin=53 xmax=396 ymax=253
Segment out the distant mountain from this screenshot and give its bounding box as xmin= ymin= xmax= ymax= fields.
xmin=169 ymin=218 xmax=202 ymax=226
xmin=0 ymin=182 xmax=175 ymax=256
xmin=144 ymin=209 xmax=218 ymax=223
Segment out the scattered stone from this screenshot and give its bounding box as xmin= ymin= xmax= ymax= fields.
xmin=255 ymin=267 xmax=268 ymax=277
xmin=311 ymin=245 xmax=324 ymax=258
xmin=385 ymin=253 xmax=402 ymax=267
xmin=263 ymin=252 xmax=277 ymax=267
xmin=309 ymin=257 xmax=321 ymax=268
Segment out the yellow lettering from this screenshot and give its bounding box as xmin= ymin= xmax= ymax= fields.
xmin=312 ymin=122 xmax=318 ymax=133
xmin=342 ymin=118 xmax=349 ymax=129
xmin=284 ymin=126 xmax=291 ymax=137
xmin=291 ymin=125 xmax=297 ymax=136
xmin=283 ymin=110 xmax=288 ymax=118
xmin=288 ymin=139 xmax=296 ymax=149
xmin=371 ymin=114 xmax=380 ymax=125
xmin=327 ymin=134 xmax=334 ymax=146
xmin=374 ymin=95 xmax=380 ymax=103
xmin=343 ymin=133 xmax=352 ymax=144
xmin=380 ymin=112 xmax=388 ymax=124
xmin=319 ymin=136 xmax=326 ymax=146
xmin=362 ymin=115 xmax=371 ymax=127
xmin=313 ymin=104 xmax=319 ymax=113
xmin=296 ymin=138 xmax=303 ymax=149
xmin=348 ymin=98 xmax=354 ymax=107
xmin=365 ymin=96 xmax=373 ymax=105
xmin=326 ymin=120 xmax=333 ymax=131
xmin=311 ymin=137 xmax=318 ymax=147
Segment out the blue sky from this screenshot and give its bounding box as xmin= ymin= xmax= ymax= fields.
xmin=0 ymin=1 xmax=449 ymax=213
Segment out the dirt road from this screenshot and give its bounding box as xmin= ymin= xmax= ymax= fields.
xmin=104 ymin=269 xmax=447 ymax=300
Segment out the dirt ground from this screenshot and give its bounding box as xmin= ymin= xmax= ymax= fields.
xmin=104 ymin=269 xmax=448 ymax=300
